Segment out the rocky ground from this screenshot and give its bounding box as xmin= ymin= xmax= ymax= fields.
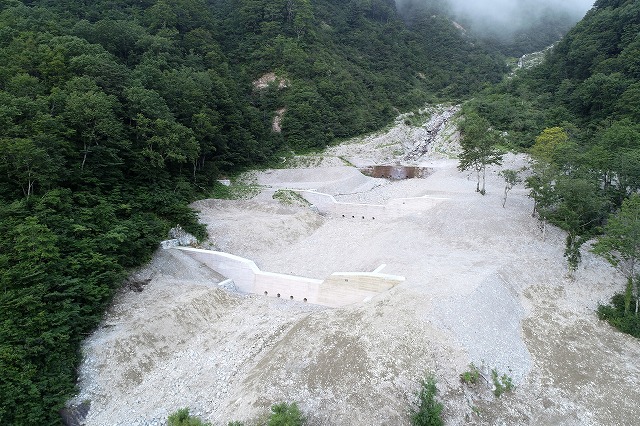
xmin=70 ymin=105 xmax=640 ymax=425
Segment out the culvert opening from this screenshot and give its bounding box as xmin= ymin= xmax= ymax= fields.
xmin=360 ymin=165 xmax=433 ymax=180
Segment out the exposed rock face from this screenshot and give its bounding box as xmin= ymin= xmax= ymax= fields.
xmin=272 ymin=107 xmax=286 ymax=133
xmin=322 ymin=103 xmax=461 ymax=169
xmin=167 ymin=225 xmax=198 ymax=247
xmin=252 ymin=72 xmax=288 ymax=133
xmin=252 ymin=72 xmax=288 ymax=90
xmin=452 ymin=20 xmax=467 ymax=33
xmin=403 ymin=104 xmax=461 ymax=160
xmin=518 ymin=44 xmax=555 ymax=69
xmin=60 ymin=401 xmax=90 ymax=426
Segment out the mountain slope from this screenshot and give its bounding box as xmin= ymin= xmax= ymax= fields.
xmin=209 ymin=0 xmax=508 ymax=149
xmin=0 ymin=0 xmax=608 ymax=423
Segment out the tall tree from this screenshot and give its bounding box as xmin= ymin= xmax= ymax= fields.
xmin=457 ymin=112 xmax=503 ymax=195
xmin=524 ymin=126 xmax=607 ymax=271
xmin=0 ymin=138 xmax=55 ymax=197
xmin=593 ymin=194 xmax=640 ymax=313
xmin=528 ymin=127 xmax=571 ymax=166
xmin=547 ymin=177 xmax=607 ymax=272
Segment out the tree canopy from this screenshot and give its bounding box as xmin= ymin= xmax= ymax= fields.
xmin=593 ymin=195 xmax=640 ymax=313
xmin=457 ymin=111 xmax=503 ymax=195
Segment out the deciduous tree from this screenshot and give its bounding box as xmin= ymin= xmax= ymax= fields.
xmin=457 ymin=112 xmax=503 ymax=195
xmin=593 ymin=194 xmax=640 ymax=313
xmin=500 ymin=169 xmax=521 ymax=208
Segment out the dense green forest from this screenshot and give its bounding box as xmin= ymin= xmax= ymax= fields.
xmin=0 ymin=0 xmax=510 ymax=424
xmin=466 ymin=0 xmax=640 ymax=330
xmin=2 ymin=0 xmax=635 ymax=424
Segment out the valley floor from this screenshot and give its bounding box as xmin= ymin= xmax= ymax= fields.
xmin=72 ymin=111 xmax=640 ymax=425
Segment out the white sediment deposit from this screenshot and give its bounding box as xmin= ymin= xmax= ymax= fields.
xmin=71 ymin=106 xmax=640 ymax=425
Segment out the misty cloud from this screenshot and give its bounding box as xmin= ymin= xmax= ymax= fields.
xmin=395 ymin=0 xmax=595 ymax=35
xmin=447 ymin=0 xmax=593 ymax=26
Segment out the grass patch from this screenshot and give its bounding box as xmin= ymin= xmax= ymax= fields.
xmin=291 ymin=156 xmax=321 ymax=168
xmin=210 ymin=181 xmax=262 ymax=200
xmin=168 ymin=408 xmax=210 ymax=426
xmin=272 ymin=190 xmax=311 ymax=207
xmin=208 ymin=172 xmax=263 ymax=200
xmin=460 ymin=363 xmax=481 ymax=385
xmin=411 ymin=374 xmax=444 ymax=426
xmin=338 ymin=156 xmax=356 ymax=167
xmin=491 ymin=368 xmax=514 ymax=398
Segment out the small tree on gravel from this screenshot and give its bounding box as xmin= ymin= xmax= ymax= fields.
xmin=500 ymin=169 xmax=521 ymax=208
xmin=411 ymin=375 xmax=444 ymax=426
xmin=268 ymin=402 xmax=304 ymax=426
xmin=457 ymin=112 xmax=503 ymax=195
xmin=168 ymin=408 xmax=211 ymax=426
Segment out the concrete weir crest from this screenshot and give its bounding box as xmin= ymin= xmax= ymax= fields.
xmin=171 ymin=246 xmax=405 ymax=308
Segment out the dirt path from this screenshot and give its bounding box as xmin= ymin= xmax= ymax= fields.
xmin=71 ymin=108 xmax=640 ymax=425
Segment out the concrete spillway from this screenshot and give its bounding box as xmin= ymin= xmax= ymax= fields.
xmin=171 ymin=247 xmax=405 ymax=308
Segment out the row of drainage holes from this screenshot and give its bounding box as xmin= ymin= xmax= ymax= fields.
xmin=342 ymin=214 xmax=375 ymax=220
xmin=264 ymin=291 xmax=307 ymax=302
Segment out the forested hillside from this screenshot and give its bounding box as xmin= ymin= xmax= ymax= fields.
xmin=0 ymin=0 xmax=512 ymax=424
xmin=467 ymin=0 xmax=640 ymax=329
xmin=210 ymin=0 xmax=509 ymax=148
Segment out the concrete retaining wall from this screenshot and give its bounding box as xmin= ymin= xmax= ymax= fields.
xmin=253 ymin=272 xmax=322 ymax=303
xmin=298 ymin=190 xmax=446 ymax=220
xmin=177 ymin=248 xmax=259 ymax=293
xmin=173 ymin=247 xmax=404 ymax=308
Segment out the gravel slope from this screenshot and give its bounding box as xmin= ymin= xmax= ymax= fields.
xmin=70 ymin=107 xmax=640 ymax=426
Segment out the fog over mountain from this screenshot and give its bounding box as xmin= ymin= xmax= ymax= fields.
xmin=396 ymin=0 xmax=594 ymax=34
xmin=395 ymin=0 xmax=595 ymax=55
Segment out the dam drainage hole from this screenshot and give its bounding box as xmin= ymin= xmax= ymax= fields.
xmin=290 ymin=295 xmax=293 ymax=300
xmin=264 ymin=291 xmax=268 ymax=295
xmin=303 ymin=298 xmax=307 ymax=302
xmin=277 ymin=293 xmax=280 ymax=298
